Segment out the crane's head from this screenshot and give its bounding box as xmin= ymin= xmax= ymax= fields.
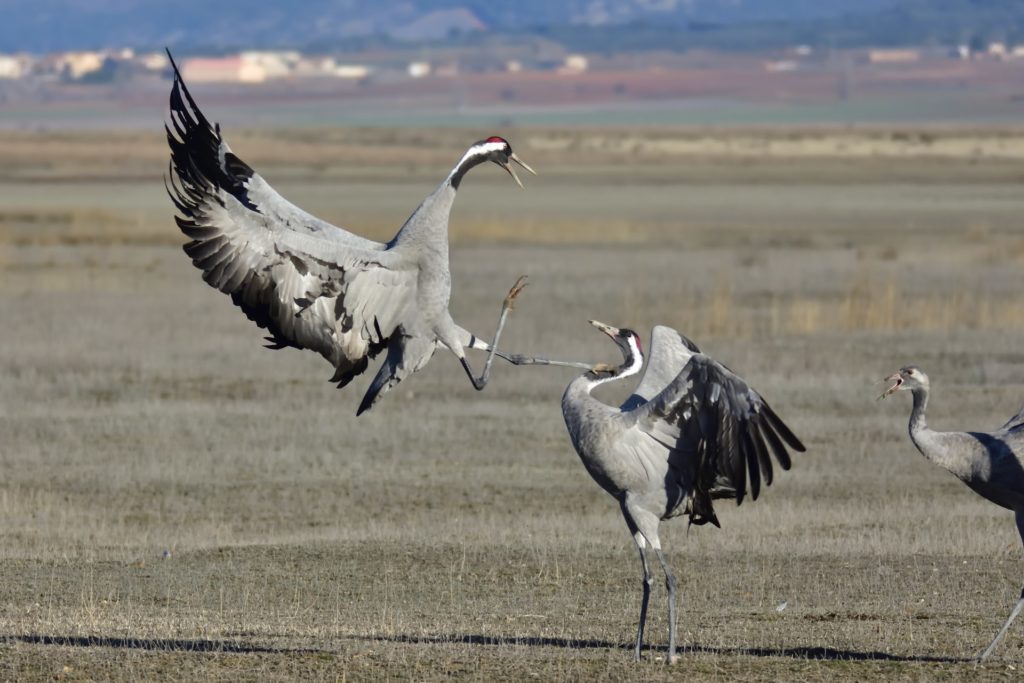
xmin=589 ymin=320 xmax=644 ymax=378
xmin=465 ymin=136 xmax=536 ymax=188
xmin=879 ymin=365 xmax=929 ymax=399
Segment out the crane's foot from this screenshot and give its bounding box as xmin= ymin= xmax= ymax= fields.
xmin=503 ymin=275 xmax=528 ymax=310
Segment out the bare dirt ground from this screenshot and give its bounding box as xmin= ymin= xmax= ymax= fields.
xmin=2 ymin=128 xmax=1024 ymax=680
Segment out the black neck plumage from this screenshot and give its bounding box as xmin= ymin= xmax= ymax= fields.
xmin=449 ymin=154 xmax=483 ymax=189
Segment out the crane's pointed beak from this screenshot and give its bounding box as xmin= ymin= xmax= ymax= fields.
xmin=878 ymin=372 xmax=903 ymax=400
xmin=588 ymin=320 xmax=619 ymax=338
xmin=503 ymin=162 xmax=524 ymax=189
xmin=501 ymin=153 xmax=535 ymax=189
xmin=511 ymin=152 xmax=536 ymax=176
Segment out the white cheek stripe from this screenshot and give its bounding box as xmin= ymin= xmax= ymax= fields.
xmin=447 ymin=141 xmax=507 ymax=182
xmin=622 ymin=337 xmax=644 ymax=378
xmin=460 ymin=141 xmax=507 ymax=164
xmin=471 ymin=140 xmax=508 ymax=156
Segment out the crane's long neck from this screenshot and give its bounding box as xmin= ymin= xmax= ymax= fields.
xmin=389 ymin=147 xmax=490 ymax=250
xmin=389 ymin=183 xmax=455 ymax=251
xmin=908 ymin=386 xmax=928 ymax=437
xmin=447 ymin=146 xmax=492 ymax=190
xmin=562 ymin=339 xmax=644 ymax=458
xmin=564 ymin=338 xmax=644 ymax=410
xmin=906 ymin=385 xmax=965 ymax=474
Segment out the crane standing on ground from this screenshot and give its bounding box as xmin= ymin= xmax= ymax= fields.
xmin=559 ymin=321 xmax=805 ymax=663
xmin=165 ymin=51 xmax=535 ymax=415
xmin=881 ymin=365 xmax=1024 ymax=662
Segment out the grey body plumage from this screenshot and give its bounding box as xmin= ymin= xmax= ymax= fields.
xmin=882 ymin=366 xmax=1024 ymax=661
xmin=561 ymin=321 xmax=805 ymax=662
xmin=164 ymin=51 xmax=534 ymax=414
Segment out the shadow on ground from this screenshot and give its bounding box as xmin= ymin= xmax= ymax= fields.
xmin=3 ymin=632 xmax=967 ymax=664
xmin=1 ymin=634 xmax=318 ymax=654
xmin=360 ymin=633 xmax=965 ymax=663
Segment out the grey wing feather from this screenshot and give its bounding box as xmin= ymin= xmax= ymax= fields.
xmin=165 ymin=53 xmax=415 ymax=387
xmin=999 ymin=403 xmax=1024 ymax=433
xmin=621 ymin=325 xmax=701 ymax=411
xmin=635 ymin=353 xmax=805 ymax=516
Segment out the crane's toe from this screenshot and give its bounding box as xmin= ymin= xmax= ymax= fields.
xmin=504 ymin=275 xmax=528 ymax=308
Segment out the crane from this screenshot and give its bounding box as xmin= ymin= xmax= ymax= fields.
xmin=164 ymin=50 xmax=535 ymax=415
xmin=559 ymin=321 xmax=805 ymax=662
xmin=881 ymin=365 xmax=1024 ymax=662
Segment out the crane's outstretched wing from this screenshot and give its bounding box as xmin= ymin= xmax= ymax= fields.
xmin=620 ymin=325 xmax=700 ymax=411
xmin=635 ymin=353 xmax=805 ymax=522
xmin=165 ymin=52 xmax=417 ymax=389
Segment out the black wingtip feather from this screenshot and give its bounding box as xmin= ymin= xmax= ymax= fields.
xmin=749 ymin=422 xmax=775 ymax=486
xmin=332 ymin=357 xmax=368 ymax=388
xmin=165 ymin=47 xmax=261 ymax=215
xmin=762 ymin=402 xmax=806 ymax=452
xmin=675 ymin=331 xmax=702 ymax=354
xmin=731 ymin=425 xmax=747 ymax=506
xmin=742 ymin=430 xmax=761 ymax=502
xmin=759 ymin=420 xmax=793 ymax=471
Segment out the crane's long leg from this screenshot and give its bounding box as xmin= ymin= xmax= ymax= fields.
xmin=654 ymin=548 xmax=679 ymax=665
xmin=494 ymin=352 xmax=592 ymax=370
xmin=621 ymin=505 xmax=654 ymax=661
xmin=459 ymin=276 xmax=530 ymax=390
xmin=460 ymin=276 xmax=591 ymax=388
xmin=979 ymin=588 xmax=1024 ymax=662
xmin=978 ymin=510 xmax=1024 ymax=663
xmin=632 ymin=532 xmax=654 ymax=661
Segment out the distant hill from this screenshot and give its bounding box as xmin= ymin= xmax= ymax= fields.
xmin=0 ymin=0 xmax=1020 ymax=53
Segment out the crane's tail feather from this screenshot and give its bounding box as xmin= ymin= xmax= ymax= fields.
xmin=355 ymin=334 xmax=434 ymax=415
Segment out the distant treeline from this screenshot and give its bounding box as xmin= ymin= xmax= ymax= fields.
xmin=516 ymin=2 xmax=1024 ymax=53
xmin=454 ymin=0 xmax=1024 ymax=54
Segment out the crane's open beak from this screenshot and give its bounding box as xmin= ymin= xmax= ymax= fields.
xmin=878 ymin=372 xmax=903 ymax=399
xmin=589 ymin=320 xmax=620 ymax=338
xmin=502 ymin=152 xmax=536 ymax=189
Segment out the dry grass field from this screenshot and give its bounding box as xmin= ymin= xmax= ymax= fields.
xmin=3 ymin=127 xmax=1024 ymax=680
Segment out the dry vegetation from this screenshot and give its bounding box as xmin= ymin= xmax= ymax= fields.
xmin=2 ymin=127 xmax=1024 ymax=680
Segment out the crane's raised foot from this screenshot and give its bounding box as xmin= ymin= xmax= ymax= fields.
xmin=503 ymin=275 xmax=528 ymax=310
